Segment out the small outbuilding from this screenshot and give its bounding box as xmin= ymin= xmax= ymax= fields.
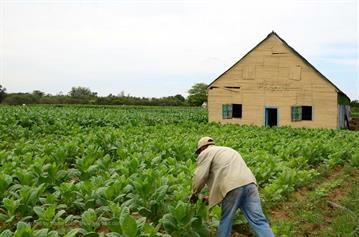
xmin=208 ymin=32 xmax=350 ymax=129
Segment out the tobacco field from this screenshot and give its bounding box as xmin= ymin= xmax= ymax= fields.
xmin=0 ymin=105 xmax=358 ymax=236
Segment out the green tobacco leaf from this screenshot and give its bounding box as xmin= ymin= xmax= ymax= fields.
xmin=105 ymin=233 xmax=121 ymax=237
xmin=81 ymin=208 xmax=98 ymax=231
xmin=64 ymin=228 xmax=87 ymax=237
xmin=84 ymin=232 xmax=99 ymax=237
xmin=191 ymin=220 xmax=209 ymax=237
xmin=161 ymin=214 xmax=177 ymax=233
xmin=33 ymin=206 xmax=44 ymax=217
xmin=63 ymin=229 xmax=81 ymax=237
xmin=48 ymin=231 xmax=59 ymax=237
xmin=0 ymin=174 xmax=12 ymax=194
xmin=173 ymin=201 xmax=187 ymax=223
xmin=0 ymin=213 xmax=8 ymax=222
xmin=42 ymin=205 xmax=56 ymax=221
xmin=54 ymin=210 xmax=66 ymax=221
xmin=4 ymin=198 xmax=17 ymax=215
xmin=0 ymin=230 xmax=13 ymax=237
xmin=33 ymin=229 xmax=49 ymax=237
xmin=14 ymin=222 xmax=32 ymax=237
xmin=5 ymin=215 xmax=15 ymax=223
xmin=122 ymin=215 xmax=137 ymax=237
xmin=196 ymin=202 xmax=208 ymax=221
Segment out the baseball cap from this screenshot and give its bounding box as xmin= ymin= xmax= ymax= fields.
xmin=196 ymin=137 xmax=215 ymax=154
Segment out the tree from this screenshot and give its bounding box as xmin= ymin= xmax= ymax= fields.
xmin=174 ymin=94 xmax=185 ymax=102
xmin=350 ymin=100 xmax=359 ymax=107
xmin=351 ymin=100 xmax=359 ymax=115
xmin=0 ymin=85 xmax=6 ymax=103
xmin=2 ymin=93 xmax=37 ymax=105
xmin=32 ymin=90 xmax=45 ymax=97
xmin=117 ymin=91 xmax=125 ymax=97
xmin=69 ymin=87 xmax=97 ymax=98
xmin=187 ymin=83 xmax=208 ymax=106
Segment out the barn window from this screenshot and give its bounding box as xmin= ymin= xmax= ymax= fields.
xmin=222 ymin=104 xmax=242 ymax=119
xmin=291 ymin=106 xmax=312 ymax=121
xmin=291 ymin=106 xmax=301 ymax=121
xmin=302 ymin=106 xmax=312 ymax=120
xmin=233 ymin=104 xmax=242 ymax=118
xmin=222 ymin=104 xmax=232 ymax=119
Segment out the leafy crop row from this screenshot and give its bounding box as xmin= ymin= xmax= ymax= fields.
xmin=0 ymin=105 xmax=358 ymax=236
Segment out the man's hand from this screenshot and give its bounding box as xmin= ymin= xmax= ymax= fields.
xmin=189 ymin=194 xmax=198 ymax=204
xmin=202 ymin=195 xmax=209 ymax=205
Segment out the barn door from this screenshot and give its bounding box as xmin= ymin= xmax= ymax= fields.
xmin=265 ymin=107 xmax=278 ymax=127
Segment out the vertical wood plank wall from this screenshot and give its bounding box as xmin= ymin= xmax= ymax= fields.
xmin=208 ymin=35 xmax=338 ymax=129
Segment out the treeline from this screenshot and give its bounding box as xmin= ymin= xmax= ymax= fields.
xmin=351 ymin=100 xmax=359 ymax=109
xmin=0 ymin=84 xmax=208 ymax=106
xmin=351 ymin=100 xmax=359 ymax=117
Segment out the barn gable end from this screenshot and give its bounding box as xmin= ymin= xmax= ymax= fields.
xmin=207 ymin=32 xmax=349 ymax=129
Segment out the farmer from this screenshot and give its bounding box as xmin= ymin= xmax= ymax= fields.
xmin=190 ymin=137 xmax=274 ymax=237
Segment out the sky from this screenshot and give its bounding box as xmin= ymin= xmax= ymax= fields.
xmin=0 ymin=0 xmax=358 ymax=100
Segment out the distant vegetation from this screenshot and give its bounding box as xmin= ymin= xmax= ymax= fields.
xmin=351 ymin=100 xmax=359 ymax=118
xmin=186 ymin=83 xmax=208 ymax=106
xmin=0 ymin=85 xmax=6 ymax=103
xmin=0 ymin=84 xmax=208 ymax=107
xmin=1 ymin=84 xmax=357 ymax=114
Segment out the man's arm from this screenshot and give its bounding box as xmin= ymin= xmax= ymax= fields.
xmin=191 ymin=155 xmax=213 ymax=196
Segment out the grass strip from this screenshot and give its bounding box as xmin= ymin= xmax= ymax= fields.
xmin=270 ymin=164 xmax=359 ymax=236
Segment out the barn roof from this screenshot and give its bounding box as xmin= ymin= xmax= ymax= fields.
xmin=208 ymin=31 xmax=350 ymax=101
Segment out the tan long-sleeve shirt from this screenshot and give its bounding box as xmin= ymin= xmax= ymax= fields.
xmin=192 ymin=145 xmax=257 ymax=209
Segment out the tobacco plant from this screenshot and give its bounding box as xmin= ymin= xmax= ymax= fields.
xmin=0 ymin=105 xmax=358 ymax=235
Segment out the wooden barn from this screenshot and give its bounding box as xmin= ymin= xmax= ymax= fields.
xmin=208 ymin=31 xmax=351 ymax=129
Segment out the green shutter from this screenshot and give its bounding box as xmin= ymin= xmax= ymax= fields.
xmin=291 ymin=106 xmax=302 ymax=121
xmin=222 ymin=104 xmax=233 ymax=119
